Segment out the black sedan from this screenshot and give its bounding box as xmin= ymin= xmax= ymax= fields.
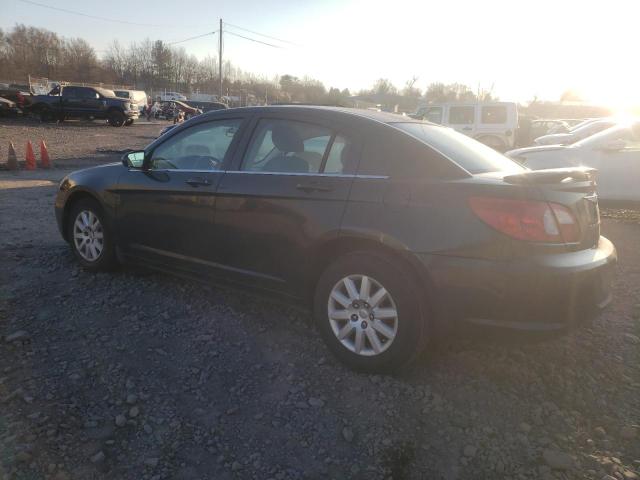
xmin=55 ymin=106 xmax=616 ymax=372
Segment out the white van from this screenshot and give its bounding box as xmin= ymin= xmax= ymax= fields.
xmin=414 ymin=102 xmax=518 ymax=150
xmin=114 ymin=90 xmax=148 ymax=113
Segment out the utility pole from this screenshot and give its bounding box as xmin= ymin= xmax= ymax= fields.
xmin=219 ymin=18 xmax=223 ymax=101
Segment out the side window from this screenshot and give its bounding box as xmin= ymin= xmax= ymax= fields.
xmin=323 ymin=135 xmax=358 ymax=174
xmin=150 ymin=119 xmax=242 ymax=171
xmin=424 ymin=107 xmax=443 ymax=124
xmin=242 ymin=119 xmax=331 ymax=174
xmin=481 ymin=106 xmax=507 ymax=124
xmin=449 ymin=106 xmax=475 ymax=124
xmin=81 ymin=89 xmax=99 ymax=99
xmin=62 ymin=87 xmax=79 ymax=98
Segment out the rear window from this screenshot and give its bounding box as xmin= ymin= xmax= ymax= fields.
xmin=392 ymin=123 xmax=526 ymax=174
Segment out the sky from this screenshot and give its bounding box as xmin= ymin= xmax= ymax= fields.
xmin=2 ymin=0 xmax=639 ymax=109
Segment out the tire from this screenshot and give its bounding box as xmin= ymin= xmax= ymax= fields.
xmin=67 ymin=198 xmax=118 ymax=271
xmin=107 ymin=110 xmax=126 ymax=127
xmin=124 ymin=118 xmax=134 ymax=126
xmin=313 ymin=251 xmax=427 ymax=373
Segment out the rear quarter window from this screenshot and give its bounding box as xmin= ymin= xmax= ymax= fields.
xmin=358 ymin=124 xmax=465 ymax=179
xmin=392 ymin=123 xmax=525 ymax=174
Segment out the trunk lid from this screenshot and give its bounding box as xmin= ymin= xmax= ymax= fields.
xmin=503 ymin=167 xmax=600 ymax=249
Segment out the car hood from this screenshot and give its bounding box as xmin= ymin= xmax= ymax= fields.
xmin=506 ymin=145 xmax=567 ymax=157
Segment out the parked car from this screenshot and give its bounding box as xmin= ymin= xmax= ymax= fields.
xmin=0 ymin=88 xmax=32 ymax=109
xmin=0 ymin=96 xmax=19 ymax=117
xmin=534 ymin=118 xmax=616 ymax=145
xmin=55 ymin=106 xmax=616 ymax=372
xmin=414 ymin=102 xmax=518 ymax=150
xmin=530 ymin=119 xmax=571 ymax=139
xmin=114 ymin=90 xmax=148 ymax=113
xmin=183 ymin=100 xmax=228 ymax=113
xmin=154 ymin=100 xmax=202 ymax=120
xmin=157 ymin=91 xmax=187 ymax=101
xmin=507 ymin=122 xmax=640 ymax=203
xmin=29 ymin=85 xmax=139 ymax=126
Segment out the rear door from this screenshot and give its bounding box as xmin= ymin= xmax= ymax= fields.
xmin=211 ymin=114 xmax=360 ymax=294
xmin=447 ymin=105 xmax=476 ymax=138
xmin=60 ymin=87 xmax=84 ymax=116
xmin=116 ymin=117 xmax=246 ymax=270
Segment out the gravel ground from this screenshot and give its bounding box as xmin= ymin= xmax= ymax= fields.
xmin=0 ymin=117 xmax=170 ymax=169
xmin=0 ymin=153 xmax=639 ymax=478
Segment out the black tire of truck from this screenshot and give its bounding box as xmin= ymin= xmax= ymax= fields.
xmin=124 ymin=119 xmax=134 ymax=126
xmin=107 ymin=110 xmax=126 ymax=127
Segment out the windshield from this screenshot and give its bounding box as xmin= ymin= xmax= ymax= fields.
xmin=96 ymin=87 xmax=116 ymax=97
xmin=568 ymin=119 xmax=595 ymax=132
xmin=392 ymin=122 xmax=526 ymax=174
xmin=572 ymin=123 xmax=637 ymax=148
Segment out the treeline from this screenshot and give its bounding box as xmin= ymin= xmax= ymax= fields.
xmin=0 ymin=24 xmax=495 ymax=108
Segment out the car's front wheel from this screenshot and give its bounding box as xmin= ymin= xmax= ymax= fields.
xmin=314 ymin=251 xmax=427 ymax=372
xmin=107 ymin=110 xmax=125 ymax=127
xmin=124 ymin=118 xmax=134 ymax=126
xmin=67 ymin=198 xmax=117 ymax=270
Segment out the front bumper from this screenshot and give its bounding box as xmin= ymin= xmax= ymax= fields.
xmin=421 ymin=236 xmax=617 ymax=331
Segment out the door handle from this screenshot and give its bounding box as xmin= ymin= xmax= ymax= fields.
xmin=295 ymin=183 xmax=333 ymax=193
xmin=462 ymin=127 xmax=472 ymax=131
xmin=185 ymin=177 xmax=211 ymax=187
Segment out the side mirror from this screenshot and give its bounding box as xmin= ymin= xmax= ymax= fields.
xmin=600 ymin=139 xmax=625 ymax=151
xmin=122 ymin=150 xmax=145 ymax=168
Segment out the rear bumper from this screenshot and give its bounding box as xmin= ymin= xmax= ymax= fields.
xmin=420 ymin=236 xmax=617 ymax=331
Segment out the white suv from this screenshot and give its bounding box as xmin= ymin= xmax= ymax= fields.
xmin=415 ymin=102 xmax=518 ymax=151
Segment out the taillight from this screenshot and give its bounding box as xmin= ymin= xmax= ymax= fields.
xmin=469 ymin=197 xmax=580 ymax=243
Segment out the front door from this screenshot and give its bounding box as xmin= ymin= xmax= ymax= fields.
xmin=212 ymin=115 xmax=360 ymax=294
xmin=116 ymin=117 xmax=245 ymax=270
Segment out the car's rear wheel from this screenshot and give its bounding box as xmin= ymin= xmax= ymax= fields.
xmin=107 ymin=110 xmax=125 ymax=127
xmin=124 ymin=118 xmax=134 ymax=126
xmin=67 ymin=198 xmax=117 ymax=271
xmin=314 ymin=251 xmax=426 ymax=372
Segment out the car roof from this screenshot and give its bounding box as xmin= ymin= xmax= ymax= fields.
xmin=198 ymin=105 xmax=417 ymax=125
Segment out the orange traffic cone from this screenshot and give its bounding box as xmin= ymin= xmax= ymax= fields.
xmin=39 ymin=140 xmax=51 ymax=168
xmin=7 ymin=142 xmax=18 ymax=170
xmin=25 ymin=141 xmax=36 ymax=170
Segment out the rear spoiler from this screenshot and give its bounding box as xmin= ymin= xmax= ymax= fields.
xmin=503 ymin=167 xmax=597 ymax=185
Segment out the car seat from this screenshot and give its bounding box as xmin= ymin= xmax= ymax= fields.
xmin=263 ymin=124 xmax=309 ymax=173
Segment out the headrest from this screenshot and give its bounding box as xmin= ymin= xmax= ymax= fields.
xmin=272 ymin=124 xmax=304 ymax=153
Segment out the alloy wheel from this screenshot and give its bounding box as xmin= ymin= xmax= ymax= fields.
xmin=327 ymin=274 xmax=399 ymax=356
xmin=73 ymin=210 xmax=104 ymax=262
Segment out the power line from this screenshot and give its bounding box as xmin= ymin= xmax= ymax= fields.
xmin=225 ymin=30 xmax=283 ymax=49
xmin=16 ymin=0 xmax=194 ymax=28
xmin=223 ymin=21 xmax=300 ymax=47
xmin=168 ymin=31 xmax=217 ymax=46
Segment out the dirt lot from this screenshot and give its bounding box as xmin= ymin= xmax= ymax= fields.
xmin=0 ymin=120 xmax=639 ymax=480
xmin=0 ymin=117 xmax=171 ymax=169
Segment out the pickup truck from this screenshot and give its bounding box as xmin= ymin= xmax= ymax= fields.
xmin=30 ymin=85 xmax=139 ymax=127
